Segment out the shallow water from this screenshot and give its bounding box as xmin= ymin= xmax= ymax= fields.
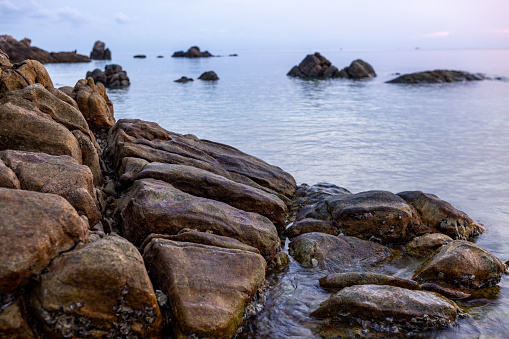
xmin=46 ymin=48 xmax=509 ymax=338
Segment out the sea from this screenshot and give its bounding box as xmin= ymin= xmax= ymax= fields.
xmin=45 ymin=48 xmax=509 ymax=338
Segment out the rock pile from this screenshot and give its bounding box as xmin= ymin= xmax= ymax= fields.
xmin=86 ymin=64 xmax=130 ymax=88
xmin=172 ymin=46 xmax=213 ymax=58
xmin=89 ymin=40 xmax=111 ymax=60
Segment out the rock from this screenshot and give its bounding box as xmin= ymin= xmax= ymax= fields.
xmin=0 ymin=35 xmax=90 ymax=64
xmin=0 ymin=102 xmax=83 ymax=162
xmin=133 ymin=54 xmax=146 ymax=58
xmin=295 ymin=190 xmax=425 ymax=245
xmin=288 ymin=232 xmax=394 ymax=272
xmin=0 ymin=150 xmax=101 ymax=225
xmin=198 ymin=71 xmax=219 ymax=81
xmin=174 ymin=76 xmax=193 ymax=83
xmin=172 ymin=46 xmax=213 ymax=58
xmin=107 ymin=119 xmax=296 ymax=199
xmin=73 ymin=77 xmax=115 ymax=130
xmin=0 ymin=59 xmax=53 ymax=96
xmin=311 ymin=285 xmax=459 ymax=332
xmin=0 ymin=188 xmax=89 ymax=293
xmin=387 ymin=70 xmax=485 ymax=84
xmin=419 ymin=283 xmax=471 ymax=299
xmin=405 ymin=233 xmax=453 ymax=256
xmin=397 ymin=191 xmax=485 ymax=240
xmin=0 ymin=49 xmax=12 ymax=69
xmin=71 ymin=130 xmax=103 ymax=185
xmin=0 ymin=296 xmax=35 ymax=338
xmin=157 ymin=55 xmax=164 ymax=58
xmin=292 ymin=182 xmax=351 ymax=211
xmin=118 ymin=157 xmax=149 ymax=184
xmin=132 ymin=162 xmax=287 ymax=230
xmin=86 ymin=64 xmax=130 ymax=88
xmin=286 ymin=218 xmax=336 ymax=238
xmin=413 ymin=240 xmax=505 ymax=290
xmin=339 ymin=59 xmax=377 ymax=79
xmin=30 ymin=235 xmax=163 ymax=338
xmin=143 ymin=238 xmax=265 ymax=338
xmin=319 ymin=272 xmax=419 ymax=290
xmin=0 ymin=159 xmax=20 ymax=189
xmin=89 ymin=40 xmax=111 ymax=60
xmin=115 ymin=178 xmax=281 ymax=258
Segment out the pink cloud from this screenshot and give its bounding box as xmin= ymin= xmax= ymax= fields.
xmin=423 ymin=31 xmax=451 ymax=38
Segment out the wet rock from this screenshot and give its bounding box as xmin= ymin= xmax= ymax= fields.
xmin=319 ymin=272 xmax=419 ymax=290
xmin=288 ymin=232 xmax=394 ymax=272
xmin=72 ymin=77 xmax=115 ymax=130
xmin=292 ymin=182 xmax=351 ymax=211
xmin=174 ymin=76 xmax=193 ymax=83
xmin=115 ymin=178 xmax=280 ymax=258
xmin=311 ymin=285 xmax=459 ymax=331
xmin=296 ymin=190 xmax=425 ymax=245
xmin=405 ymin=233 xmax=453 ymax=256
xmin=86 ymin=64 xmax=130 ymax=88
xmin=413 ymin=240 xmax=505 ymax=290
xmin=31 ymin=235 xmax=163 ymax=338
xmin=287 ymin=54 xmax=376 ymax=80
xmin=0 ymin=296 xmax=35 ymax=338
xmin=198 ymin=71 xmax=219 ymax=81
xmin=0 ymin=150 xmax=101 ymax=225
xmin=387 ymin=70 xmax=485 ymax=84
xmin=397 ymin=191 xmax=484 ymax=240
xmin=143 ymin=238 xmax=265 ymax=338
xmin=89 ymin=40 xmax=111 ymax=60
xmin=133 ymin=162 xmax=287 ymax=230
xmin=107 ymin=119 xmax=296 ymax=199
xmin=286 ymin=218 xmax=335 ymax=238
xmin=172 ymin=46 xmax=213 ymax=58
xmin=419 ymin=283 xmax=471 ymax=299
xmin=0 ymin=35 xmax=90 ymax=64
xmin=0 ymin=188 xmax=89 ymax=293
xmin=0 ymin=159 xmax=20 ymax=189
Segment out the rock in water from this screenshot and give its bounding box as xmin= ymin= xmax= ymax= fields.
xmin=89 ymin=40 xmax=111 ymax=60
xmin=172 ymin=46 xmax=213 ymax=58
xmin=198 ymin=71 xmax=219 ymax=81
xmin=387 ymin=70 xmax=485 ymax=84
xmin=86 ymin=64 xmax=130 ymax=88
xmin=319 ymin=272 xmax=419 ymax=290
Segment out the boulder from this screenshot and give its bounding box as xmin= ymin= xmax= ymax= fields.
xmin=295 ymin=190 xmax=425 ymax=245
xmin=287 ymin=54 xmax=376 ymax=80
xmin=0 ymin=49 xmax=12 ymax=69
xmin=286 ymin=218 xmax=336 ymax=238
xmin=107 ymin=119 xmax=296 ymax=199
xmin=413 ymin=240 xmax=506 ymax=290
xmin=174 ymin=76 xmax=193 ymax=83
xmin=73 ymin=77 xmax=115 ymax=130
xmin=0 ymin=159 xmax=20 ymax=189
xmin=0 ymin=188 xmax=89 ymax=293
xmin=0 ymin=35 xmax=90 ymax=64
xmin=387 ymin=70 xmax=485 ymax=84
xmin=0 ymin=150 xmax=101 ymax=225
xmin=30 ymin=235 xmax=163 ymax=338
xmin=71 ymin=130 xmax=103 ymax=185
xmin=89 ymin=40 xmax=111 ymax=60
xmin=86 ymin=64 xmax=130 ymax=88
xmin=115 ymin=178 xmax=280 ymax=258
xmin=340 ymin=59 xmax=377 ymax=79
xmin=133 ymin=162 xmax=287 ymax=230
xmin=143 ymin=238 xmax=265 ymax=338
xmin=397 ymin=191 xmax=484 ymax=240
xmin=288 ymin=232 xmax=394 ymax=272
xmin=118 ymin=157 xmax=149 ymax=184
xmin=291 ymin=182 xmax=351 ymax=213
xmin=198 ymin=71 xmax=219 ymax=81
xmin=172 ymin=46 xmax=213 ymax=58
xmin=0 ymin=296 xmax=35 ymax=338
xmin=405 ymin=233 xmax=453 ymax=256
xmin=0 ymin=59 xmax=53 ymax=96
xmin=319 ymin=272 xmax=419 ymax=290
xmin=311 ymin=285 xmax=459 ymax=332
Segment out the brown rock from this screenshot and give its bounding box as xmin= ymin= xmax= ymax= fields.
xmin=0 ymin=150 xmax=101 ymax=225
xmin=0 ymin=296 xmax=35 ymax=338
xmin=319 ymin=272 xmax=419 ymax=290
xmin=286 ymin=218 xmax=336 ymax=238
xmin=118 ymin=156 xmax=149 ymax=184
xmin=398 ymin=191 xmax=485 ymax=240
xmin=71 ymin=130 xmax=103 ymax=185
xmin=419 ymin=283 xmax=471 ymax=299
xmin=115 ymin=178 xmax=280 ymax=258
xmin=0 ymin=49 xmax=11 ymax=69
xmin=0 ymin=188 xmax=89 ymax=293
xmin=143 ymin=238 xmax=265 ymax=338
xmin=0 ymin=159 xmax=20 ymax=189
xmin=74 ymin=77 xmax=115 ymax=130
xmin=31 ymin=235 xmax=163 ymax=338
xmin=0 ymin=59 xmax=53 ymax=96
xmin=133 ymin=162 xmax=287 ymax=230
xmin=405 ymin=233 xmax=453 ymax=256
xmin=288 ymin=232 xmax=394 ymax=272
xmin=413 ymin=240 xmax=505 ymax=290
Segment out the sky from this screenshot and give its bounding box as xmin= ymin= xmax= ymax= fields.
xmin=1 ymin=0 xmax=508 ymax=54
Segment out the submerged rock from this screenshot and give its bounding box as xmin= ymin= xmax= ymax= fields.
xmin=311 ymin=285 xmax=460 ymax=332
xmin=319 ymin=272 xmax=419 ymax=290
xmin=174 ymin=76 xmax=193 ymax=83
xmin=405 ymin=233 xmax=453 ymax=256
xmin=172 ymin=46 xmax=213 ymax=58
xmin=413 ymin=240 xmax=505 ymax=290
xmin=89 ymin=40 xmax=111 ymax=60
xmin=387 ymin=70 xmax=485 ymax=84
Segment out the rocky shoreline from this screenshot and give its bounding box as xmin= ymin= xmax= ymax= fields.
xmin=0 ymin=50 xmax=507 ymax=338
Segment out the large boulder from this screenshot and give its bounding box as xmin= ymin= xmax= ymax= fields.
xmin=288 ymin=232 xmax=394 ymax=272
xmin=387 ymin=70 xmax=485 ymax=84
xmin=0 ymin=59 xmax=53 ymax=96
xmin=71 ymin=77 xmax=115 ymax=130
xmin=0 ymin=188 xmax=89 ymax=293
xmin=0 ymin=35 xmax=90 ymax=64
xmin=133 ymin=162 xmax=287 ymax=230
xmin=198 ymin=71 xmax=219 ymax=81
xmin=172 ymin=46 xmax=213 ymax=58
xmin=311 ymin=285 xmax=460 ymax=332
xmin=295 ymin=190 xmax=425 ymax=245
xmin=398 ymin=191 xmax=484 ymax=240
xmin=339 ymin=59 xmax=377 ymax=79
xmin=30 ymin=235 xmax=163 ymax=338
xmin=0 ymin=150 xmax=101 ymax=225
xmin=413 ymin=240 xmax=506 ymax=290
xmin=115 ymin=178 xmax=281 ymax=258
xmin=143 ymin=238 xmax=266 ymax=338
xmin=86 ymin=64 xmax=130 ymax=88
xmin=89 ymin=40 xmax=111 ymax=60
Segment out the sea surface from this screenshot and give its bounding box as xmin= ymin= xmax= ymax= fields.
xmin=46 ymin=48 xmax=509 ymax=338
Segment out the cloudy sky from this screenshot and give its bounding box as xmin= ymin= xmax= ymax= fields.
xmin=1 ymin=0 xmax=508 ymax=54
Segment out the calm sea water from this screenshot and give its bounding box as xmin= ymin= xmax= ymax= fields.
xmin=46 ymin=49 xmax=509 ymax=338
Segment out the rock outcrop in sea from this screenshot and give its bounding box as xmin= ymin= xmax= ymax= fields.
xmin=287 ymin=52 xmax=376 ymax=79
xmin=86 ymin=64 xmax=130 ymax=88
xmin=387 ymin=69 xmax=485 ymax=83
xmin=89 ymin=40 xmax=111 ymax=60
xmin=172 ymin=46 xmax=213 ymax=58
xmin=0 ymin=50 xmax=506 ymax=338
xmin=0 ymin=35 xmax=90 ymax=64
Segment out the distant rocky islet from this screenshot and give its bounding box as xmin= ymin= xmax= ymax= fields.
xmin=0 ymin=39 xmax=508 ymax=338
